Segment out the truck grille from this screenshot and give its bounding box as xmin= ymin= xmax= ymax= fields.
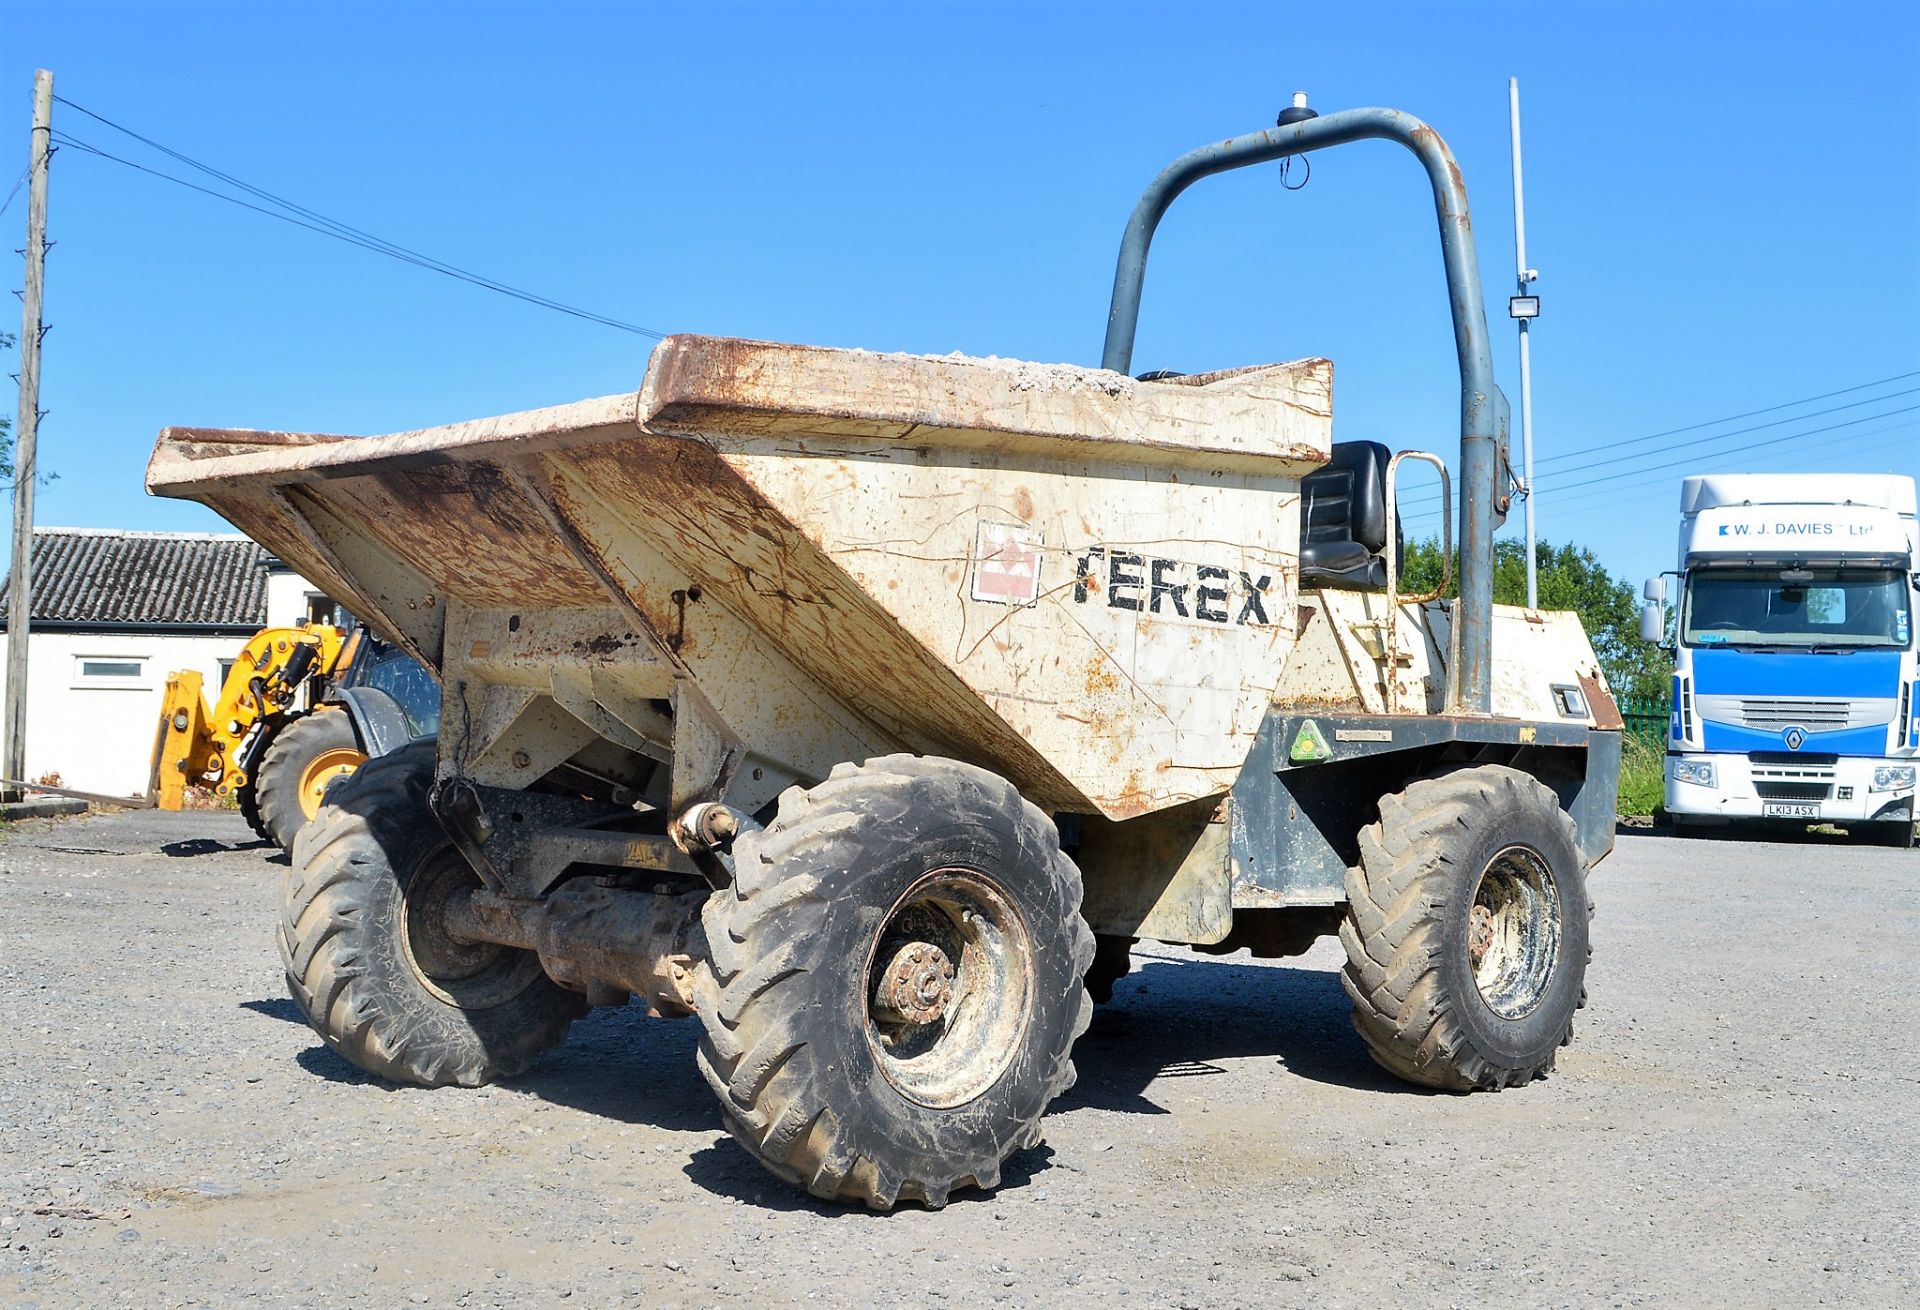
xmin=1696 ymin=695 xmax=1894 ymax=733
xmin=1736 ymin=698 xmax=1855 ymax=730
xmin=1753 ymin=781 xmax=1833 ymax=802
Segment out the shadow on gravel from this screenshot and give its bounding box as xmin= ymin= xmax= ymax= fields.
xmin=162 ymin=836 xmax=274 ymax=857
xmin=259 ymin=954 xmax=1410 ymax=1204
xmin=240 ymin=997 xmax=307 ymax=1025
xmin=1059 ymin=956 xmax=1407 ymax=1111
xmin=681 ymin=1140 xmax=1055 ymax=1214
xmin=1633 ymin=820 xmax=1870 ymax=845
xmin=507 ymin=1007 xmax=714 ymax=1132
xmin=294 ymin=1043 xmax=377 ymax=1085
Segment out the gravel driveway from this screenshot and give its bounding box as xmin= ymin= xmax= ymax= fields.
xmin=2 ymin=810 xmax=1914 ymax=1308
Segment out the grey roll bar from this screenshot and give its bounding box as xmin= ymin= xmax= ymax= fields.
xmin=1100 ymin=106 xmax=1510 ymax=715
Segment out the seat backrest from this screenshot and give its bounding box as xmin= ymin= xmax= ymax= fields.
xmin=1301 ymin=440 xmax=1391 ymax=554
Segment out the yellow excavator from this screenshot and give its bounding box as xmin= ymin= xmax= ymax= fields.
xmin=148 ymin=622 xmax=386 ymax=850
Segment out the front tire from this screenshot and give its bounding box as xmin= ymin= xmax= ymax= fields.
xmin=1859 ymin=819 xmax=1916 ymax=850
xmin=1340 ymin=764 xmax=1591 ymax=1091
xmin=280 ymin=741 xmax=584 ymax=1087
xmin=256 ymin=709 xmax=367 ymax=851
xmin=692 ymin=755 xmax=1094 ymax=1209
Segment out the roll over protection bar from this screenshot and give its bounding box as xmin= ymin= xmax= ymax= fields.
xmin=1100 ymin=105 xmax=1510 ymax=715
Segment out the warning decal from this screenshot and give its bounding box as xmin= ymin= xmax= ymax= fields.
xmin=970 ymin=521 xmax=1044 ymax=607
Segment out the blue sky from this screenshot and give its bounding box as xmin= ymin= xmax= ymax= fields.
xmin=5 ymin=1 xmax=1917 ymax=592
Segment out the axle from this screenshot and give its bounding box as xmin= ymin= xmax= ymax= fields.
xmin=443 ymin=879 xmax=707 ymax=1016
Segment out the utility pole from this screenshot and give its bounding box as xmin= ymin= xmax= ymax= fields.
xmin=1508 ymin=77 xmax=1541 ymax=610
xmin=6 ymin=69 xmax=52 ymax=799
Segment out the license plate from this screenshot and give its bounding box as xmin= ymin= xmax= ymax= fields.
xmin=1762 ymin=802 xmax=1819 ymax=819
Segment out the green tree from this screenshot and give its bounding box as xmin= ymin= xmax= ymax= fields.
xmin=1400 ymin=535 xmax=1668 ymax=704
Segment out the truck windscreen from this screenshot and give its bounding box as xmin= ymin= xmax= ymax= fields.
xmin=1682 ymin=567 xmax=1912 ymax=649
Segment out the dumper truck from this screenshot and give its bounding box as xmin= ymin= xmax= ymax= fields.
xmin=147 ymin=101 xmax=1622 ymax=1209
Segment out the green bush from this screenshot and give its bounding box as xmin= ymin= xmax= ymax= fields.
xmin=1616 ymin=733 xmax=1666 ymax=819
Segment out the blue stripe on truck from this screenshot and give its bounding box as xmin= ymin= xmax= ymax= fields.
xmin=1689 ymin=647 xmax=1901 ymax=699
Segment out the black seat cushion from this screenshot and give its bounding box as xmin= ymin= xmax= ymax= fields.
xmin=1299 ymin=440 xmax=1398 ymax=591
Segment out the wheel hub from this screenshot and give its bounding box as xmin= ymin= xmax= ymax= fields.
xmin=1469 ymin=844 xmax=1562 ymax=1020
xmin=400 ymin=848 xmax=522 ymax=1003
xmin=862 ymin=870 xmax=1033 ymax=1109
xmin=299 ymin=747 xmax=366 ymax=820
xmin=872 ymin=941 xmax=957 ymax=1025
xmin=1467 ymin=903 xmax=1496 ymax=967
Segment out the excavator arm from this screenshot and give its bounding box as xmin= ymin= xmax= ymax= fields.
xmin=148 ymin=623 xmax=349 ymax=807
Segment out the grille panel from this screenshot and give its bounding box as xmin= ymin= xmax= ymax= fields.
xmin=1754 ymin=781 xmax=1833 ymax=802
xmin=1737 ymin=698 xmax=1853 ymax=730
xmin=1696 ymin=694 xmax=1896 ymax=734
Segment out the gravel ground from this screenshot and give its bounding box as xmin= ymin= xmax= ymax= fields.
xmin=1 ymin=809 xmax=1915 ymax=1309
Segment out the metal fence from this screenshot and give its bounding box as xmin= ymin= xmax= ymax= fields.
xmin=1617 ymin=696 xmax=1668 ymax=750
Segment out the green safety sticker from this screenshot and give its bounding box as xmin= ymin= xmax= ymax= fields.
xmin=1289 ymin=719 xmax=1332 ymax=763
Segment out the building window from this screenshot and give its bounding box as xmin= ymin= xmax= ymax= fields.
xmin=75 ymin=656 xmax=149 ymax=688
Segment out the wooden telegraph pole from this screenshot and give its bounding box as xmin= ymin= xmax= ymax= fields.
xmin=5 ymin=69 xmax=52 ymax=798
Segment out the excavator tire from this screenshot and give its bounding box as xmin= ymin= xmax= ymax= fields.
xmin=256 ymin=709 xmax=366 ymax=852
xmin=236 ymin=775 xmax=271 ymax=844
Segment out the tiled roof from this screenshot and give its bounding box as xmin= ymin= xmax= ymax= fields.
xmin=0 ymin=528 xmax=271 ymax=629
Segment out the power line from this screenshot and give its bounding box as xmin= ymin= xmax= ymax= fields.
xmin=1394 ymin=405 xmax=1920 ymax=531
xmin=1540 ymin=417 xmax=1920 ymax=518
xmin=1539 ymin=402 xmax=1920 ymax=498
xmin=1400 ymin=419 xmax=1920 ymax=546
xmin=0 ymin=164 xmax=26 ymax=220
xmin=1537 ymin=385 xmax=1920 ymax=480
xmin=50 ymin=99 xmax=666 ymax=340
xmin=1533 ymin=368 xmax=1920 ymax=467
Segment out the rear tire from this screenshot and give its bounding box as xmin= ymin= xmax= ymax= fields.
xmin=280 ymin=741 xmax=584 ymax=1087
xmin=236 ymin=776 xmax=270 ymax=843
xmin=692 ymin=755 xmax=1093 ymax=1209
xmin=1340 ymin=764 xmax=1590 ymax=1091
xmin=256 ymin=710 xmax=366 ymax=851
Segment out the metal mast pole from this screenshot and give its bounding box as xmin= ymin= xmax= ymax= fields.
xmin=6 ymin=69 xmax=52 ymax=798
xmin=1509 ymin=77 xmax=1539 ymax=609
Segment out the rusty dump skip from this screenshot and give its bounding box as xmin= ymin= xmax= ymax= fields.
xmin=147 ymin=335 xmax=1333 ymax=820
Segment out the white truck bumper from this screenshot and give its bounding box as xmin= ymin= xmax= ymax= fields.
xmin=1666 ymin=752 xmax=1917 ymax=824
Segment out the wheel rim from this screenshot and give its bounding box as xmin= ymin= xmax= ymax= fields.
xmin=298 ymin=747 xmax=366 ymax=820
xmin=1467 ymin=844 xmax=1561 ymax=1020
xmin=863 ymin=868 xmax=1033 ymax=1109
xmin=399 ymin=847 xmax=542 ymax=1008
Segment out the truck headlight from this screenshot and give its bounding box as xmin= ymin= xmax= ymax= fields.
xmin=1672 ymin=759 xmax=1716 ymax=787
xmin=1871 ymin=765 xmax=1916 ymax=792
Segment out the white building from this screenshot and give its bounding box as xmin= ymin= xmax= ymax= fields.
xmin=0 ymin=528 xmax=327 ymax=796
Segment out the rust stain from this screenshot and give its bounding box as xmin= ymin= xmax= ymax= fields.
xmin=1084 ymin=655 xmax=1121 ymax=697
xmin=1579 ymin=671 xmax=1624 ymax=730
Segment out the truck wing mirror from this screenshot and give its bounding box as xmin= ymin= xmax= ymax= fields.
xmin=1639 ymin=602 xmax=1666 ymax=645
xmin=1642 ymin=576 xmax=1666 ymax=603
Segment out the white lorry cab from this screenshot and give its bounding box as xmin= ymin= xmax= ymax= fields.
xmin=1643 ymin=473 xmax=1919 ymax=847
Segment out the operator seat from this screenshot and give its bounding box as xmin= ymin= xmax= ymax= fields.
xmin=1298 ymin=440 xmax=1399 ymax=591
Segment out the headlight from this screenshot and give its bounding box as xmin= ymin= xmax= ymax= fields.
xmin=1672 ymin=759 xmax=1717 ymax=787
xmin=1871 ymin=765 xmax=1916 ymax=792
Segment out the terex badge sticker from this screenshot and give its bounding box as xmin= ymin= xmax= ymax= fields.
xmin=970 ymin=521 xmax=1044 ymax=607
